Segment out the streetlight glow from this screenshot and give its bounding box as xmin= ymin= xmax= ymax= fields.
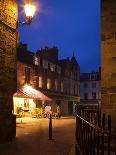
xmin=24 ymin=3 xmax=36 ymax=19
xmin=17 ymin=1 xmax=37 ymax=26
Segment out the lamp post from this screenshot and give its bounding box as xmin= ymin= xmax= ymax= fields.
xmin=18 ymin=1 xmax=36 ymax=26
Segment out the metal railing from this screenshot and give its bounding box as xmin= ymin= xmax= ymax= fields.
xmin=75 ymin=108 xmax=116 ymax=155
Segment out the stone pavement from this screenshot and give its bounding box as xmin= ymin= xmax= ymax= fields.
xmin=0 ymin=117 xmax=76 ymax=155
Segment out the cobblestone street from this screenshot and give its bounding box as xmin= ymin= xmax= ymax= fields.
xmin=0 ymin=117 xmax=75 ymax=155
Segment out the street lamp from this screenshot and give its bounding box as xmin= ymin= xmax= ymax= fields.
xmin=18 ymin=1 xmax=36 ymax=26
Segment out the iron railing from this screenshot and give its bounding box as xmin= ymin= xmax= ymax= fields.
xmin=75 ymin=108 xmax=116 ymax=155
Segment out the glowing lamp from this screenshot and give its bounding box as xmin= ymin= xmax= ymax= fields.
xmin=24 ymin=3 xmax=36 ymax=24
xmin=18 ymin=1 xmax=36 ymax=26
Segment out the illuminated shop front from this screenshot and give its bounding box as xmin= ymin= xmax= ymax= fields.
xmin=13 ymin=85 xmax=51 ymax=115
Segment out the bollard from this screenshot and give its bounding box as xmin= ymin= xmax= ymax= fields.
xmin=49 ymin=113 xmax=52 ymax=140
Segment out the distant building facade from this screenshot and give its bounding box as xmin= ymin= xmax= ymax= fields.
xmin=101 ymin=0 xmax=116 ymax=125
xmin=15 ymin=43 xmax=80 ymax=115
xmin=80 ymin=70 xmax=101 ymax=108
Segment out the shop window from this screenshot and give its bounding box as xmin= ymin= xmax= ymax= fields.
xmin=47 ymin=79 xmax=51 ymax=89
xmin=24 ymin=99 xmax=29 ymax=111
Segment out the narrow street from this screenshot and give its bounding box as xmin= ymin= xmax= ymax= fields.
xmin=0 ymin=117 xmax=75 ymax=155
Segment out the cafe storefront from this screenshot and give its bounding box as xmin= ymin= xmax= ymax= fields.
xmin=13 ymin=85 xmax=51 ymax=116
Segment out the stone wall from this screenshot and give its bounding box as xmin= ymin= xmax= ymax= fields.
xmin=0 ymin=0 xmax=18 ymax=142
xmin=0 ymin=0 xmax=18 ymax=112
xmin=101 ymin=0 xmax=116 ymax=129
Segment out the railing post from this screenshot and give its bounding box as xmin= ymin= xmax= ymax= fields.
xmin=90 ymin=112 xmax=93 ymax=155
xmin=75 ymin=115 xmax=78 ymax=143
xmin=93 ymin=112 xmax=96 ymax=155
xmin=115 ymin=128 xmax=116 ymax=155
xmin=49 ymin=113 xmax=52 ymax=140
xmin=97 ymin=112 xmax=100 ymax=155
xmin=101 ymin=113 xmax=105 ymax=155
xmin=108 ymin=115 xmax=111 ymax=155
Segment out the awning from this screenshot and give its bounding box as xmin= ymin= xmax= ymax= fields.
xmin=14 ymin=85 xmax=52 ymax=101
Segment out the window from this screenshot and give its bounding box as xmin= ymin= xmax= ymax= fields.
xmin=84 ymin=93 xmax=88 ymax=100
xmin=84 ymin=83 xmax=88 ymax=88
xmin=48 ymin=63 xmax=50 ymax=70
xmin=40 ymin=58 xmax=43 ymax=66
xmin=55 ymin=65 xmax=57 ymax=72
xmin=25 ymin=67 xmax=30 ymax=84
xmin=47 ymin=79 xmax=51 ymax=89
xmin=78 ymin=84 xmax=80 ymax=96
xmin=34 ymin=56 xmax=39 ymax=66
xmin=91 ymin=75 xmax=95 ymax=80
xmin=43 ymin=60 xmax=48 ymax=69
xmin=57 ymin=67 xmax=61 ymax=74
xmin=61 ymin=81 xmax=63 ymax=92
xmin=50 ymin=64 xmax=54 ymax=72
xmin=55 ymin=80 xmax=58 ymax=91
xmin=38 ymin=77 xmax=42 ymax=88
xmin=24 ymin=99 xmax=29 ymax=111
xmin=74 ymin=85 xmax=76 ymax=95
xmin=92 ymin=83 xmax=96 ymax=88
xmin=92 ymin=92 xmax=96 ymax=99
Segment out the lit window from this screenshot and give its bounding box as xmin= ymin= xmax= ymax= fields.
xmin=47 ymin=79 xmax=51 ymax=89
xmin=34 ymin=56 xmax=39 ymax=65
xmin=24 ymin=99 xmax=29 ymax=110
xmin=38 ymin=77 xmax=42 ymax=88
xmin=51 ymin=64 xmax=54 ymax=72
xmin=55 ymin=80 xmax=58 ymax=91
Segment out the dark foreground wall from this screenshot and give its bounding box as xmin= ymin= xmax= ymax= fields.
xmin=0 ymin=0 xmax=18 ymax=143
xmin=101 ymin=0 xmax=116 ymax=129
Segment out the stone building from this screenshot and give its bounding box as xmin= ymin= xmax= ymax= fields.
xmin=101 ymin=0 xmax=116 ymax=126
xmin=0 ymin=0 xmax=18 ymax=142
xmin=80 ymin=69 xmax=101 ymax=108
xmin=15 ymin=43 xmax=80 ymax=115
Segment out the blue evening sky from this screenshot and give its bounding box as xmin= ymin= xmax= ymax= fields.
xmin=18 ymin=0 xmax=100 ymax=72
